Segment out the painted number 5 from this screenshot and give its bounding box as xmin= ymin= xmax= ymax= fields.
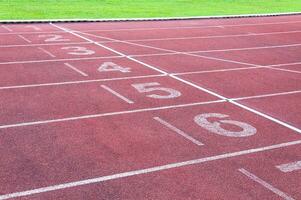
xmin=132 ymin=82 xmax=181 ymax=99
xmin=194 ymin=113 xmax=257 ymax=137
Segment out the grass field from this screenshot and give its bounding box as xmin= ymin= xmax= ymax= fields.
xmin=0 ymin=0 xmax=301 ymax=20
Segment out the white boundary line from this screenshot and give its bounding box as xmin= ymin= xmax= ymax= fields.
xmin=0 ymin=74 xmax=164 ymax=90
xmin=0 ymin=41 xmax=91 ymax=48
xmin=1 ymin=41 xmax=301 ymax=66
xmin=2 ymin=29 xmax=301 ymax=48
xmin=238 ymin=168 xmax=295 ymax=200
xmin=98 ymin=30 xmax=301 ymax=43
xmin=50 ymin=23 xmax=301 ymax=135
xmin=0 ymin=55 xmax=124 ymax=65
xmin=100 ymin=84 xmax=134 ymax=104
xmin=64 ymin=63 xmax=88 ymax=77
xmin=1 ymin=139 xmax=301 ymax=200
xmin=153 ymin=117 xmax=204 ymax=146
xmin=231 ymin=90 xmax=301 ymax=101
xmin=0 ymin=100 xmax=224 ymax=129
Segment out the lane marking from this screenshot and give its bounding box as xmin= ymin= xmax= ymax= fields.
xmin=64 ymin=63 xmax=88 ymax=77
xmin=0 ymin=41 xmax=91 ymax=48
xmin=38 ymin=47 xmax=56 ymax=58
xmin=98 ymin=30 xmax=301 ymax=43
xmin=238 ymin=168 xmax=295 ymax=200
xmin=0 ymin=100 xmax=224 ymax=129
xmin=0 ymin=88 xmax=298 ymax=129
xmin=153 ymin=117 xmax=204 ymax=146
xmin=172 ymin=66 xmax=264 ymax=75
xmin=276 ymin=160 xmax=301 ymax=173
xmin=268 ymin=66 xmax=301 ymax=74
xmin=0 ymin=42 xmax=301 ymax=66
xmin=1 ymin=30 xmax=300 ymax=48
xmin=83 ymin=31 xmax=301 ymax=76
xmin=232 ymin=90 xmax=301 ymax=101
xmin=229 ymin=100 xmax=301 ymax=134
xmin=0 ymin=74 xmax=165 ymax=90
xmin=52 ymin=23 xmax=301 ymax=135
xmin=1 ymin=140 xmax=301 ymax=200
xmin=0 ymin=55 xmax=124 ymax=65
xmin=100 ymin=84 xmax=134 ymax=104
xmin=76 ymin=20 xmax=301 ymax=32
xmin=1 ymin=25 xmax=12 ymax=32
xmin=190 ymin=43 xmax=301 ymax=53
xmin=17 ymin=35 xmax=32 ymax=43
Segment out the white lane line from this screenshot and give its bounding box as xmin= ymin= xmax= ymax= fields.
xmin=238 ymin=168 xmax=295 ymax=200
xmin=229 ymin=100 xmax=301 ymax=134
xmin=190 ymin=43 xmax=301 ymax=53
xmin=268 ymin=66 xmax=301 ymax=74
xmin=0 ymin=55 xmax=124 ymax=65
xmin=1 ymin=140 xmax=301 ymax=200
xmin=0 ymin=74 xmax=165 ymax=90
xmin=64 ymin=63 xmax=88 ymax=77
xmin=100 ymin=85 xmax=134 ymax=104
xmin=38 ymin=47 xmax=56 ymax=58
xmin=172 ymin=66 xmax=264 ymax=75
xmin=1 ymin=25 xmax=12 ymax=32
xmin=17 ymin=35 xmax=32 ymax=43
xmin=51 ymin=23 xmax=301 ymax=135
xmin=98 ymin=30 xmax=301 ymax=43
xmin=269 ymin=61 xmax=301 ymax=67
xmin=153 ymin=117 xmax=204 ymax=146
xmin=232 ymin=90 xmax=301 ymax=101
xmin=0 ymin=100 xmax=224 ymax=129
xmin=276 ymin=160 xmax=301 ymax=173
xmin=79 ymin=20 xmax=301 ymax=33
xmin=1 ymin=29 xmax=300 ymax=48
xmin=0 ymin=41 xmax=91 ymax=48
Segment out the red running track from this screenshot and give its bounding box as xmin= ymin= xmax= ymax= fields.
xmin=0 ymin=15 xmax=301 ymax=200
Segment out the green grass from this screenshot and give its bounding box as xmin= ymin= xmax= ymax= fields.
xmin=1 ymin=0 xmax=301 ymax=20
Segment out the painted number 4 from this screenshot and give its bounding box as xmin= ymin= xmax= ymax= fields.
xmin=98 ymin=62 xmax=131 ymax=73
xmin=195 ymin=113 xmax=257 ymax=137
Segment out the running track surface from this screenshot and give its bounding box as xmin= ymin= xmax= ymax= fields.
xmin=0 ymin=15 xmax=301 ymax=200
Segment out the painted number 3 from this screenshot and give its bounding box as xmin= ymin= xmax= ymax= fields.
xmin=194 ymin=113 xmax=257 ymax=137
xmin=61 ymin=46 xmax=95 ymax=55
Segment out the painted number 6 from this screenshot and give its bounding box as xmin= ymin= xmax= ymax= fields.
xmin=132 ymin=82 xmax=181 ymax=99
xmin=194 ymin=113 xmax=257 ymax=137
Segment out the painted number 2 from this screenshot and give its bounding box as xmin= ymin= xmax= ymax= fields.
xmin=132 ymin=82 xmax=181 ymax=99
xmin=39 ymin=34 xmax=70 ymax=42
xmin=194 ymin=113 xmax=257 ymax=137
xmin=61 ymin=46 xmax=95 ymax=55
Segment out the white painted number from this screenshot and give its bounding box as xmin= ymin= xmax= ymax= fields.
xmin=25 ymin=25 xmax=41 ymax=31
xmin=98 ymin=62 xmax=131 ymax=73
xmin=61 ymin=46 xmax=95 ymax=55
xmin=194 ymin=113 xmax=257 ymax=137
xmin=132 ymin=82 xmax=181 ymax=99
xmin=39 ymin=34 xmax=70 ymax=42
